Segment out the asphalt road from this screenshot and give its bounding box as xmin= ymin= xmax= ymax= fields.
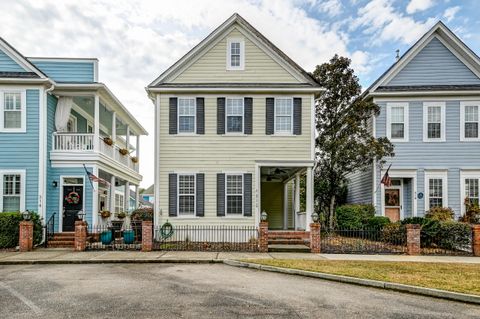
xmin=0 ymin=263 xmax=479 ymax=318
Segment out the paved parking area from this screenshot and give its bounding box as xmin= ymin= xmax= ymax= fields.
xmin=0 ymin=263 xmax=479 ymax=318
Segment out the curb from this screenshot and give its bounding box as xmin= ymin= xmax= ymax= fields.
xmin=223 ymin=260 xmax=480 ymax=305
xmin=0 ymin=259 xmax=224 ymax=265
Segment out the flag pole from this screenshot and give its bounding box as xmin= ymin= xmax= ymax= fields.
xmin=83 ymin=164 xmax=95 ymax=191
xmin=374 ymin=163 xmax=392 ymax=195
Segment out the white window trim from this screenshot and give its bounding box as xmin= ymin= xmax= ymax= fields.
xmin=460 ymin=170 xmax=480 ymax=216
xmin=225 ymin=173 xmax=244 ymax=217
xmin=386 ymin=102 xmax=409 ymax=142
xmin=460 ymin=101 xmax=480 ymax=141
xmin=0 ymin=170 xmax=26 ymax=213
xmin=423 ymin=102 xmax=446 ymax=142
xmin=67 ymin=114 xmax=78 ymax=133
xmin=0 ymin=90 xmax=27 ymax=133
xmin=226 ymin=38 xmax=245 ymax=71
xmin=177 ymin=97 xmax=196 ymax=135
xmin=225 ymin=97 xmax=245 ymax=134
xmin=424 ymin=170 xmax=448 ymax=211
xmin=177 ymin=173 xmax=196 ymax=216
xmin=274 ymin=97 xmax=294 ymax=135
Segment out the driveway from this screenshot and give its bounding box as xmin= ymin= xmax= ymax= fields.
xmin=0 ymin=263 xmax=478 ymax=318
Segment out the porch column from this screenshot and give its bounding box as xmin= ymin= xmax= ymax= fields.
xmin=111 ymin=112 xmax=116 ymax=142
xmin=136 ymin=135 xmax=140 ymax=159
xmin=92 ymin=166 xmax=99 ymax=226
xmin=306 ymin=168 xmax=313 ymax=231
xmin=93 ymin=94 xmax=100 ymax=151
xmin=135 ymin=185 xmax=140 ymax=209
xmin=295 ymin=173 xmax=300 ymax=230
xmin=124 ymin=181 xmax=130 ymax=212
xmin=125 ymin=125 xmax=130 ymax=153
xmin=109 ymin=176 xmax=116 ymax=213
xmin=283 ymin=182 xmax=288 ymax=230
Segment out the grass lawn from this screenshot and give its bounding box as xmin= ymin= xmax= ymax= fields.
xmin=244 ymin=259 xmax=480 ymax=296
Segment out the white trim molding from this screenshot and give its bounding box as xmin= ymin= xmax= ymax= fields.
xmin=379 ymin=169 xmax=417 ymax=218
xmin=386 ymin=102 xmax=409 ymax=142
xmin=423 ymin=101 xmax=446 ymax=142
xmin=0 ymin=169 xmax=26 ymax=213
xmin=460 ymin=101 xmax=480 ymax=141
xmin=424 ymin=170 xmax=448 ymax=211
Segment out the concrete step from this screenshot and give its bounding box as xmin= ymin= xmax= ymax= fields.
xmin=268 ymin=244 xmax=311 ymax=253
xmin=268 ymin=232 xmax=309 ymax=240
xmin=268 ymin=239 xmax=308 ymax=245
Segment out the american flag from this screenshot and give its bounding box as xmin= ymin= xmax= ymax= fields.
xmin=83 ymin=165 xmax=110 ymax=187
xmin=380 ymin=164 xmax=392 ymax=188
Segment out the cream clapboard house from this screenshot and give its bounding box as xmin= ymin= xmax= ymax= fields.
xmin=146 ymin=14 xmax=322 ymax=231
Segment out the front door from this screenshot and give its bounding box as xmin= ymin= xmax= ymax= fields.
xmin=62 ymin=185 xmax=83 ymax=231
xmin=384 ymin=180 xmax=402 ymax=222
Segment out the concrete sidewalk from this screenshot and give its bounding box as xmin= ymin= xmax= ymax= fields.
xmin=0 ymin=249 xmax=479 ymax=264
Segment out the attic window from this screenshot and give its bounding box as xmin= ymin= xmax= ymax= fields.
xmin=227 ymin=38 xmax=244 ymax=70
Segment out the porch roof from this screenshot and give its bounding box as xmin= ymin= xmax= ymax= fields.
xmin=53 ymin=82 xmax=148 ymax=136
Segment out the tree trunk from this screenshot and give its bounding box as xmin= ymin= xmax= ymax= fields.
xmin=328 ymin=195 xmax=336 ymax=229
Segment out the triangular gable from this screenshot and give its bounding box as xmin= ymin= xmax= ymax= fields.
xmin=369 ymin=21 xmax=480 ymax=92
xmin=149 ymin=13 xmax=318 ymax=87
xmin=0 ymin=37 xmax=46 ymax=78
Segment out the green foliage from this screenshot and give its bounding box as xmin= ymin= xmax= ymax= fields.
xmin=0 ymin=212 xmax=42 ymax=248
xmin=460 ymin=200 xmax=480 ymax=224
xmin=366 ymin=216 xmax=391 ymax=228
xmin=436 ymin=221 xmax=472 ymax=251
xmin=425 ymin=207 xmax=454 ymax=221
xmin=131 ymin=207 xmax=153 ymax=221
xmin=312 ymin=55 xmax=394 ymax=228
xmin=381 ymin=222 xmax=406 ymax=245
xmin=335 ymin=204 xmax=375 ymax=229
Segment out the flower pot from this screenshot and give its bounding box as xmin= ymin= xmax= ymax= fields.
xmin=131 ymin=157 xmax=139 ymax=163
xmin=119 ymin=148 xmax=128 ymax=156
xmin=100 ymin=210 xmax=111 ymax=218
xmin=123 ymin=230 xmax=135 ymax=244
xmin=100 ymin=231 xmax=112 ymax=245
xmin=103 ymin=137 xmax=113 ymax=146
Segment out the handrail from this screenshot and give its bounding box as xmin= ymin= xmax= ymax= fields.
xmin=44 ymin=212 xmax=56 ymax=248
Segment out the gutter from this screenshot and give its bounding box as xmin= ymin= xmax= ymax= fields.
xmin=147 ymin=87 xmax=324 ymax=93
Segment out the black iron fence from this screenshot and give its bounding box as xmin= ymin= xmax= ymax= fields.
xmin=420 ymin=224 xmax=473 ymax=256
xmin=321 ymin=226 xmax=407 ymax=254
xmin=153 ymin=225 xmax=259 ymax=252
xmin=86 ymin=222 xmax=142 ymax=250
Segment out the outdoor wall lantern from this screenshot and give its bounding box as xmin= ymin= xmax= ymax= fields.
xmin=77 ymin=210 xmax=85 ymax=221
xmin=311 ymin=212 xmax=319 ymax=223
xmin=22 ymin=210 xmax=32 ymax=221
xmin=52 ymin=180 xmax=58 ymax=188
xmin=261 ymin=210 xmax=268 ymax=221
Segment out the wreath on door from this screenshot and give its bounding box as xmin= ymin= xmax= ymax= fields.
xmin=65 ymin=191 xmax=81 ymax=204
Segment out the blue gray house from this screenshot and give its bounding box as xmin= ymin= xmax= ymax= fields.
xmin=348 ymin=21 xmax=480 ymax=221
xmin=0 ymin=37 xmax=147 ymax=233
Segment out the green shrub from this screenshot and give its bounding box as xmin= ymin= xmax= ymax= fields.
xmin=425 ymin=207 xmax=454 ymax=221
xmin=335 ymin=204 xmax=375 ymax=229
xmin=131 ymin=207 xmax=153 ymax=221
xmin=460 ymin=201 xmax=480 ymax=224
xmin=401 ymin=217 xmax=441 ymax=247
xmin=0 ymin=212 xmax=42 ymax=248
xmin=381 ymin=222 xmax=406 ymax=245
xmin=366 ymin=216 xmax=391 ymax=229
xmin=436 ymin=221 xmax=471 ymax=251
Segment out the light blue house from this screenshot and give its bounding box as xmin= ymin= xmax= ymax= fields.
xmin=0 ymin=37 xmax=147 ymax=233
xmin=348 ymin=22 xmax=480 ymax=221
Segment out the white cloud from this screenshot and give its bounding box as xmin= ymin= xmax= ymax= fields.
xmin=443 ymin=6 xmax=460 ymax=22
xmin=353 ymin=0 xmax=436 ymax=45
xmin=315 ymin=0 xmax=343 ymax=17
xmin=406 ymin=0 xmax=434 ymax=14
xmin=0 ymin=0 xmax=370 ymax=186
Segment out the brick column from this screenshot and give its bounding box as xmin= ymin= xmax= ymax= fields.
xmin=142 ymin=220 xmax=153 ymax=252
xmin=406 ymin=224 xmax=421 ymax=256
xmin=19 ymin=220 xmax=34 ymax=252
xmin=310 ymin=223 xmax=321 ymax=253
xmin=258 ymin=221 xmax=268 ymax=253
xmin=74 ymin=221 xmax=88 ymax=251
xmin=472 ymin=225 xmax=480 ymax=257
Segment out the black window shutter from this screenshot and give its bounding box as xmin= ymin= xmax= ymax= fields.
xmin=217 ymin=173 xmax=225 ymax=216
xmin=293 ymin=97 xmax=302 ymax=135
xmin=169 ymin=173 xmax=177 ymax=216
xmin=196 ymin=173 xmax=204 ymax=217
xmin=244 ymin=97 xmax=253 ymax=134
xmin=266 ymin=98 xmax=274 ymax=135
xmin=196 ymin=98 xmax=205 ymax=134
xmin=217 ymin=97 xmax=225 ymax=134
xmin=169 ymin=97 xmax=178 ymax=135
xmin=243 ymin=173 xmax=252 ymax=216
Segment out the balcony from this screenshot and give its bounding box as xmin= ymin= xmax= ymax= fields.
xmin=52 ymin=133 xmax=139 ymax=173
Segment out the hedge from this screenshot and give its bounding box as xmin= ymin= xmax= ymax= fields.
xmin=335 ymin=204 xmax=375 ymax=229
xmin=0 ymin=212 xmax=42 ymax=249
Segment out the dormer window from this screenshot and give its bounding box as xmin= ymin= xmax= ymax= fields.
xmin=227 ymin=38 xmax=244 ymax=70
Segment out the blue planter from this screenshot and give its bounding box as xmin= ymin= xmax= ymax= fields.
xmin=123 ymin=230 xmax=135 ymax=244
xmin=100 ymin=231 xmax=112 ymax=245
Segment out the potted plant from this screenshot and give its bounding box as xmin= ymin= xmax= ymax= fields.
xmin=100 ymin=230 xmax=112 ymax=245
xmin=131 ymin=156 xmax=139 ymax=163
xmin=119 ymin=148 xmax=128 ymax=156
xmin=116 ymin=211 xmax=126 ymax=220
xmin=103 ymin=137 xmax=113 ymax=146
xmin=100 ymin=210 xmax=111 ymax=219
xmin=123 ymin=229 xmax=135 ymax=244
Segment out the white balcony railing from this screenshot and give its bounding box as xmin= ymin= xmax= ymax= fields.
xmin=52 ymin=133 xmax=139 ymax=172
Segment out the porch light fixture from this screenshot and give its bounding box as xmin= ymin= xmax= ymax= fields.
xmin=52 ymin=180 xmax=58 ymax=188
xmin=311 ymin=212 xmax=319 ymax=223
xmin=22 ymin=210 xmax=32 ymax=221
xmin=261 ymin=210 xmax=268 ymax=221
xmin=77 ymin=210 xmax=85 ymax=221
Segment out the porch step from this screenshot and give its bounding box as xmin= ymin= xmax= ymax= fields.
xmin=268 ymin=244 xmax=311 ymax=253
xmin=268 ymin=231 xmax=310 ymax=240
xmin=268 ymin=239 xmax=308 ymax=245
xmin=47 ymin=232 xmax=75 ymax=248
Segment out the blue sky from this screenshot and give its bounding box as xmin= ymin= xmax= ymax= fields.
xmin=1 ymin=0 xmax=478 ymax=186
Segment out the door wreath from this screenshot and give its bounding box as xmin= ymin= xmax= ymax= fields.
xmin=65 ymin=191 xmax=81 ymax=204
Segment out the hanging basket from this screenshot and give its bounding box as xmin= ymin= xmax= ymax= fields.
xmin=119 ymin=148 xmax=129 ymax=156
xmin=131 ymin=156 xmax=139 ymax=163
xmin=103 ymin=137 xmax=113 ymax=146
xmin=100 ymin=210 xmax=111 ymax=218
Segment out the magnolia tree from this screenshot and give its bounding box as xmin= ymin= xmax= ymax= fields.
xmin=312 ymin=55 xmax=394 ymax=229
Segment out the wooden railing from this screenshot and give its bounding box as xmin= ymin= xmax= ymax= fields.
xmin=52 ymin=133 xmax=139 ymax=172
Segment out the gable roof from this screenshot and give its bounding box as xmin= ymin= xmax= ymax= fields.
xmin=365 ymin=21 xmax=480 ymax=97
xmin=148 ymin=13 xmax=320 ymax=88
xmin=0 ymin=37 xmax=48 ymax=79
